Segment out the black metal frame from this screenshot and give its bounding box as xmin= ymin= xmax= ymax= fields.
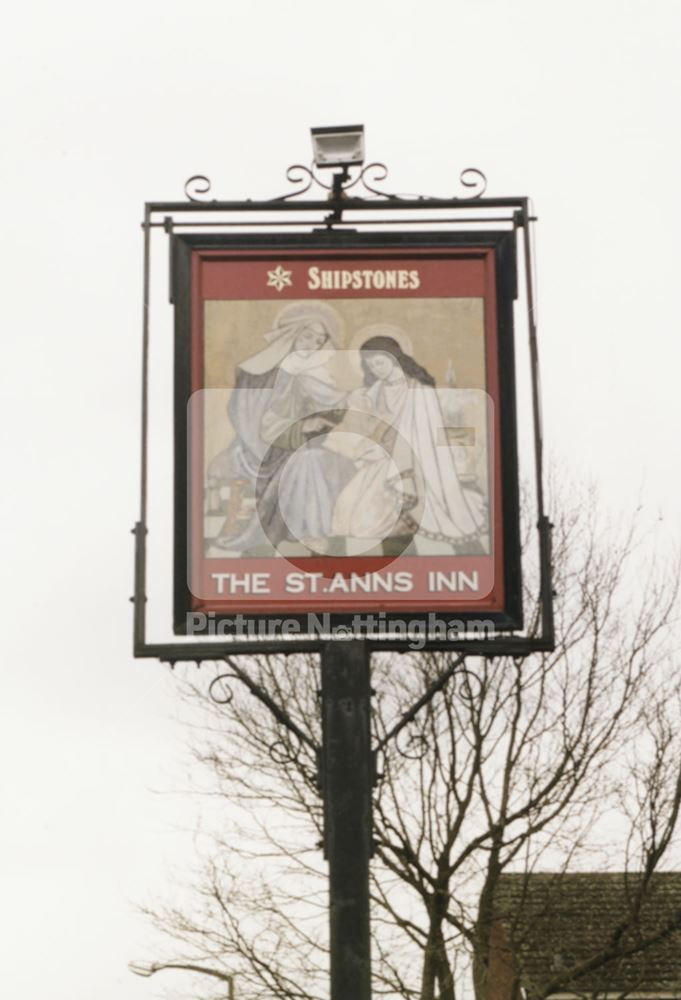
xmin=133 ymin=167 xmax=554 ymax=660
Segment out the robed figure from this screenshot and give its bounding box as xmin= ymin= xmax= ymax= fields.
xmin=207 ymin=302 xmax=355 ymax=554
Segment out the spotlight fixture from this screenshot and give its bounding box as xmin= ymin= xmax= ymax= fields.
xmin=310 ymin=124 xmax=365 ymax=169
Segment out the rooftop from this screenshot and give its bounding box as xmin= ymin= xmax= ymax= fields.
xmin=492 ymin=872 xmax=681 ymax=998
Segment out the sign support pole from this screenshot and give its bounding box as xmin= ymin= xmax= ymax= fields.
xmin=320 ymin=639 xmax=373 ymax=1000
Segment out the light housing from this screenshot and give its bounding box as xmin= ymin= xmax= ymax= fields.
xmin=311 ymin=124 xmax=365 ymax=169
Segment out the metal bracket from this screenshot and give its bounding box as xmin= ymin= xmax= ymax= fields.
xmin=375 ymin=653 xmax=467 ymax=755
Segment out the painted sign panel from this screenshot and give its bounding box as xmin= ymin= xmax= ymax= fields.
xmin=173 ymin=233 xmax=521 ymax=633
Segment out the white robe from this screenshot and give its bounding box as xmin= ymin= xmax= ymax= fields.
xmin=331 ymin=373 xmax=486 ymax=552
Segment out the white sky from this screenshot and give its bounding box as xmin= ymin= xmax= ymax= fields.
xmin=1 ymin=1 xmax=680 ymax=998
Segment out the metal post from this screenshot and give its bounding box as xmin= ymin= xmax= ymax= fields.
xmin=320 ymin=640 xmax=372 ymax=1000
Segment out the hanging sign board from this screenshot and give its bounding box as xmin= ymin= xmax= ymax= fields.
xmin=173 ymin=232 xmax=521 ymax=636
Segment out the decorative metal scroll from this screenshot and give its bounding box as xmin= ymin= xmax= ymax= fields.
xmin=182 ymin=164 xmax=487 ymax=204
xmin=209 ymin=671 xmax=235 ymax=705
xmin=184 ymin=175 xmax=217 ymax=203
xmin=207 ymin=667 xmax=315 ymax=779
xmin=269 ymin=737 xmax=303 ymax=766
xmin=457 ymin=665 xmax=484 ymax=703
xmin=394 ymin=729 xmax=431 ymax=761
xmin=458 ymin=168 xmax=487 ymax=199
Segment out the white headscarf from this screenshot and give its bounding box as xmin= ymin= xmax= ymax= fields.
xmin=239 ymin=301 xmax=343 ymax=375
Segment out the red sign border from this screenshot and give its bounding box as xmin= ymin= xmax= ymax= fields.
xmin=172 ymin=231 xmax=523 ymax=633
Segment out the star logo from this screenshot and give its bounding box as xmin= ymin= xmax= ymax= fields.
xmin=267 ymin=265 xmax=293 ymax=292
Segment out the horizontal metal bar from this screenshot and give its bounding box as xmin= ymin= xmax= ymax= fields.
xmin=147 ymin=215 xmax=523 ymax=229
xmin=146 ymin=196 xmax=529 ymax=215
xmin=135 ymin=636 xmax=554 ymax=662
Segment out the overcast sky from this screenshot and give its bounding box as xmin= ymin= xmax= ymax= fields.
xmin=1 ymin=2 xmax=679 ymax=998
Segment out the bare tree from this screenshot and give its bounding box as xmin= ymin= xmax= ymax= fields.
xmin=136 ymin=488 xmax=681 ymax=1000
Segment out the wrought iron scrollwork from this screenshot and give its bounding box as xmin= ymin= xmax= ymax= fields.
xmin=184 ymin=163 xmax=487 ymax=204
xmin=270 ymin=161 xmax=338 ymax=201
xmin=457 ymin=666 xmax=483 ymax=702
xmin=269 ymin=737 xmax=302 ymax=766
xmin=458 ymin=167 xmax=487 ymax=199
xmin=208 ymin=672 xmax=235 ymax=705
xmin=394 ymin=728 xmax=431 ymax=761
xmin=275 ymin=164 xmax=326 ymax=200
xmin=184 ymin=175 xmax=216 ymax=203
xmin=342 ymin=162 xmax=393 ymax=198
xmin=271 ymin=160 xmax=397 ymax=202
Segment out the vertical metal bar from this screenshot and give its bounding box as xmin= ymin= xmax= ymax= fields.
xmin=521 ymin=198 xmax=545 ymax=519
xmin=164 ymin=216 xmax=175 ymax=304
xmin=132 ymin=521 xmax=147 ymax=654
xmin=320 ymin=640 xmax=372 ymax=1000
xmin=538 ymin=514 xmax=555 ymax=646
xmin=521 ymin=201 xmax=554 ymax=643
xmin=140 ymin=205 xmax=151 ymax=525
xmin=135 ymin=206 xmax=152 ymax=649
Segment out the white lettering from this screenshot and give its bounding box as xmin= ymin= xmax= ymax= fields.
xmin=458 ymin=571 xmax=479 ymax=592
xmin=210 ymin=572 xmax=271 ymax=595
xmin=285 ymin=572 xmax=305 ymax=593
xmin=428 ymin=571 xmax=480 ymax=593
xmin=307 ymin=266 xmax=421 ymax=291
xmin=393 ymin=571 xmax=413 ymax=592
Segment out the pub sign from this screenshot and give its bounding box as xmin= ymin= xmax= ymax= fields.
xmin=173 ymin=231 xmax=522 ymax=634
